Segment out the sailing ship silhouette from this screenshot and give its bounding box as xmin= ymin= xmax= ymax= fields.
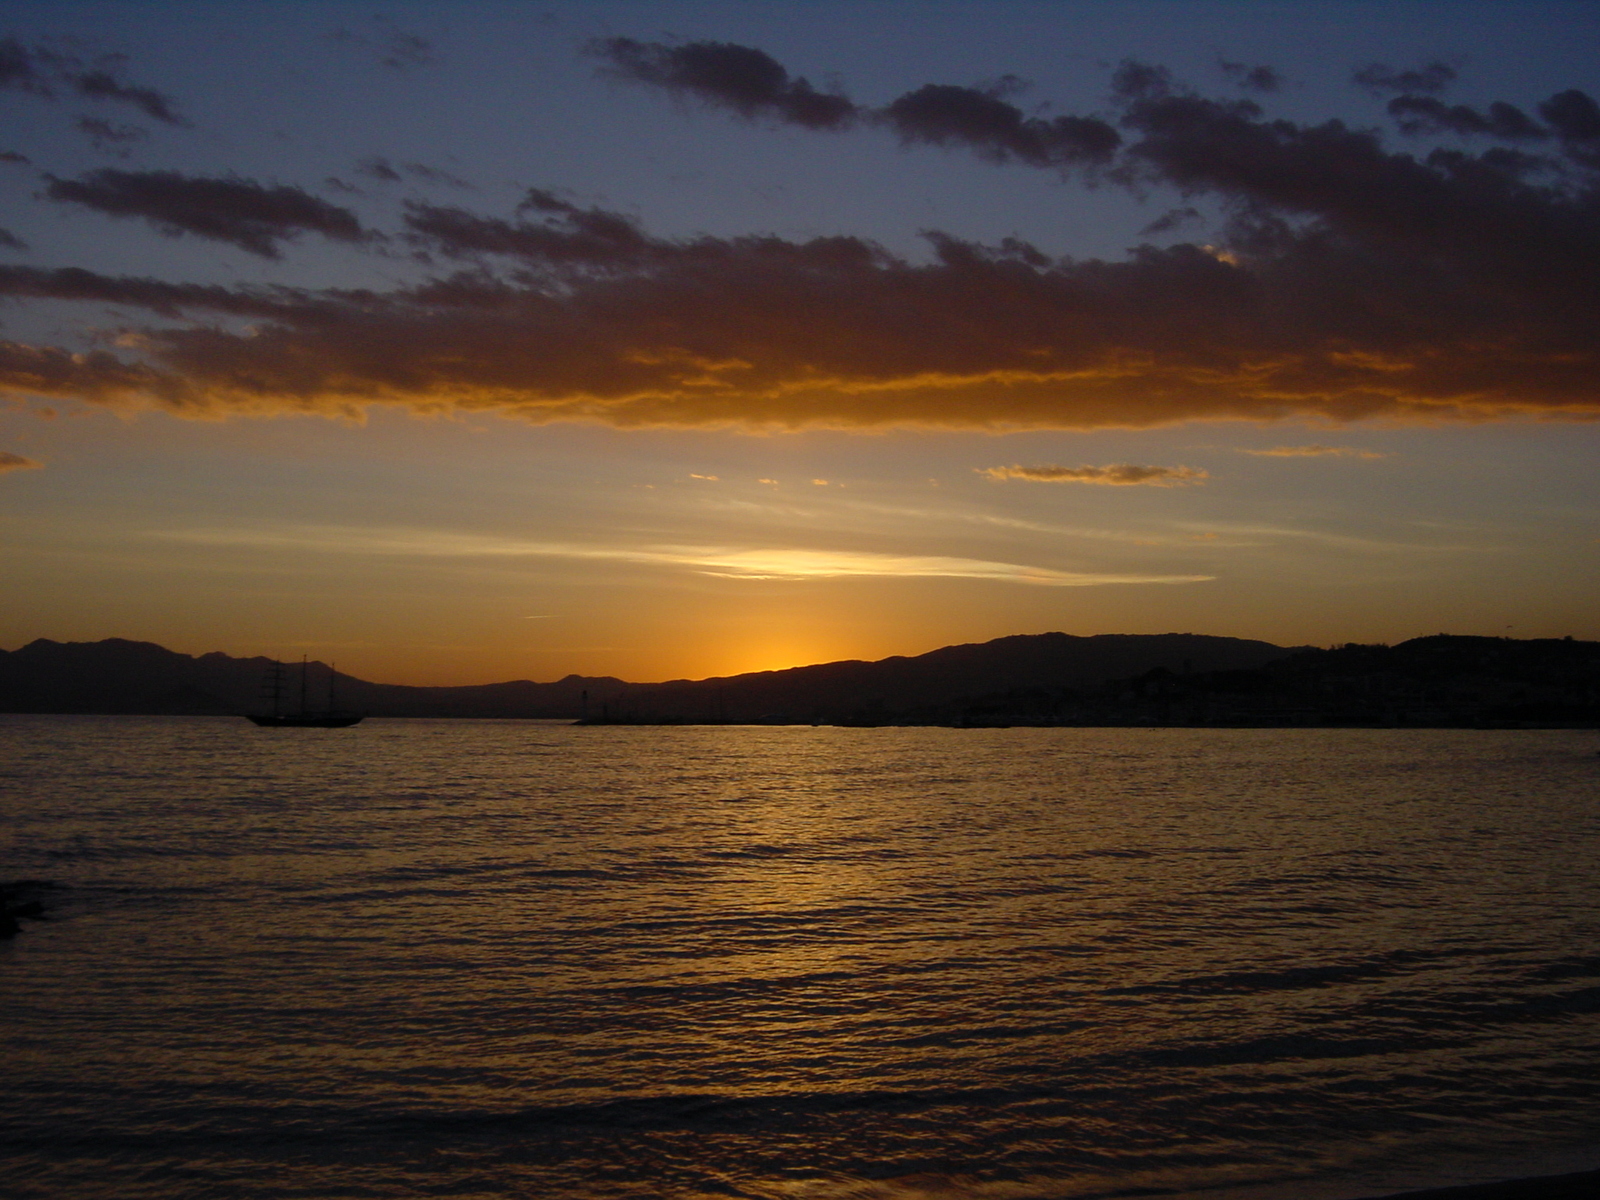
xmin=247 ymin=656 xmax=363 ymax=727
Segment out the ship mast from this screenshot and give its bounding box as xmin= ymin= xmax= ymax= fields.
xmin=260 ymin=659 xmax=286 ymax=718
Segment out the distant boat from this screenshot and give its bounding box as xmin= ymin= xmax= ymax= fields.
xmin=247 ymin=657 xmax=363 ymax=728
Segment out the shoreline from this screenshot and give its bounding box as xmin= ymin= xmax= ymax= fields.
xmin=1367 ymin=1168 xmax=1600 ymax=1200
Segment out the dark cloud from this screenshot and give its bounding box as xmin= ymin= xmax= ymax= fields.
xmin=1141 ymin=206 xmax=1201 ymax=235
xmin=3 ymin=176 xmax=1598 ymax=431
xmin=0 ymin=264 xmax=323 ymax=319
xmin=4 ymin=57 xmax=1600 ymax=434
xmin=403 ymin=189 xmax=658 ymax=271
xmin=1387 ymin=96 xmax=1547 ymax=140
xmin=0 ymin=339 xmax=172 ymax=411
xmin=375 ymin=31 xmax=434 ymax=70
xmin=0 ymin=450 xmax=43 ymax=472
xmin=0 ymin=38 xmax=183 ymax=122
xmin=1353 ymin=62 xmax=1456 ymax=95
xmin=356 ymin=157 xmax=404 ymax=183
xmin=330 ymin=20 xmax=437 ymax=70
xmin=357 ymin=157 xmax=472 ymax=188
xmin=75 ymin=115 xmax=147 ymax=152
xmin=43 ymin=170 xmax=368 ymax=258
xmin=402 ymin=162 xmax=471 ymax=188
xmin=1539 ymin=90 xmax=1600 ymax=168
xmin=1108 ymin=66 xmax=1600 ymax=316
xmin=0 ymin=37 xmax=50 ymax=93
xmin=1541 ymin=89 xmax=1600 ymax=142
xmin=0 ymin=228 xmax=26 ymax=251
xmin=884 ymin=84 xmax=1120 ymax=167
xmin=0 ymin=150 xmax=28 ymax=164
xmin=594 ymin=38 xmax=858 ymax=130
xmin=70 ymin=69 xmax=183 ymax=124
xmin=1219 ymin=61 xmax=1282 ymax=93
xmin=595 ymin=38 xmax=1116 ymax=166
xmin=981 ymin=463 xmax=1207 ymax=485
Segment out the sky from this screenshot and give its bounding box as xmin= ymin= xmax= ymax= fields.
xmin=2 ymin=0 xmax=1598 ymax=685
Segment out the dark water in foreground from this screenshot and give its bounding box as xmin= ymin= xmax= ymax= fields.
xmin=3 ymin=718 xmax=1599 ymax=1200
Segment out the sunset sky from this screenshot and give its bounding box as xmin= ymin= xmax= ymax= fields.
xmin=2 ymin=0 xmax=1598 ymax=685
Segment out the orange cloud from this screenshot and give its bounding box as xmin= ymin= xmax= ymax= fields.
xmin=4 ymin=197 xmax=1597 ymax=432
xmin=1243 ymin=445 xmax=1390 ymax=459
xmin=0 ymin=450 xmax=43 ymax=472
xmin=151 ymin=524 xmax=1213 ymax=588
xmin=6 ymin=57 xmax=1600 ymax=432
xmin=3 ymin=238 xmax=1594 ymax=432
xmin=981 ymin=463 xmax=1208 ymax=486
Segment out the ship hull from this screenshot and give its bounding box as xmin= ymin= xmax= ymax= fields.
xmin=246 ymin=714 xmax=364 ymax=728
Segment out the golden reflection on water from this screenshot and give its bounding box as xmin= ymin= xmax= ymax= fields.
xmin=4 ymin=720 xmax=1600 ymax=1200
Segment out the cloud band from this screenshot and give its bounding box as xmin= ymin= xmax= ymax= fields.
xmin=151 ymin=525 xmax=1213 ymax=587
xmin=2 ymin=49 xmax=1598 ymax=432
xmin=981 ymin=463 xmax=1208 ymax=485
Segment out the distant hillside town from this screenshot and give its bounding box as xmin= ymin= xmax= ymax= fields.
xmin=919 ymin=635 xmax=1600 ymax=729
xmin=2 ymin=632 xmax=1596 ymax=728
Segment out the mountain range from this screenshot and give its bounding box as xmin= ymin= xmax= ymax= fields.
xmin=0 ymin=632 xmax=1292 ymax=721
xmin=5 ymin=632 xmax=1595 ymax=727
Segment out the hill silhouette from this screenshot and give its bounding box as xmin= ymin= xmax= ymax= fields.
xmin=0 ymin=632 xmax=1290 ymax=721
xmin=925 ymin=635 xmax=1600 ymax=728
xmin=7 ymin=632 xmax=1592 ymax=726
xmin=0 ymin=638 xmax=616 ymax=719
xmin=599 ymin=632 xmax=1293 ymax=723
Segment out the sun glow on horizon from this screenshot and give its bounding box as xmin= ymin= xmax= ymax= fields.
xmin=2 ymin=4 xmax=1598 ymax=685
xmin=691 ymin=639 xmax=857 ymax=680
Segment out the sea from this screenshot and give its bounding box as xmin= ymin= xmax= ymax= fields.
xmin=3 ymin=716 xmax=1599 ymax=1200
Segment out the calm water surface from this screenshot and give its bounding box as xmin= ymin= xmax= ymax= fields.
xmin=3 ymin=718 xmax=1599 ymax=1199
